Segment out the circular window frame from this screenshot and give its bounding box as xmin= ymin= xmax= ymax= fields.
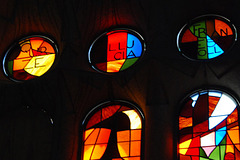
xmin=177 ymin=14 xmax=237 ymax=61
xmin=2 ymin=34 xmax=59 ymax=82
xmin=88 ymin=28 xmax=146 ymax=74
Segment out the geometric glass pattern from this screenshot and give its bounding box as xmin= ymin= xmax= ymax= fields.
xmin=82 ymin=101 xmax=144 ymax=160
xmin=88 ymin=29 xmax=146 ymax=73
xmin=179 ymin=89 xmax=240 ymax=160
xmin=3 ymin=35 xmax=58 ymax=82
xmin=177 ymin=15 xmax=237 ymax=60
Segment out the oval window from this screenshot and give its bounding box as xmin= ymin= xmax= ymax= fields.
xmin=179 ymin=89 xmax=240 ymax=159
xmin=177 ymin=15 xmax=237 ymax=60
xmin=88 ymin=29 xmax=146 ymax=73
xmin=3 ymin=35 xmax=58 ymax=82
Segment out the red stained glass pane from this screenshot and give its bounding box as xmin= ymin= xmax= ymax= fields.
xmin=101 ymin=105 xmax=121 ymax=121
xmin=107 ymin=32 xmax=127 ymax=62
xmin=86 ymin=111 xmax=101 ymax=129
xmin=97 ymin=128 xmax=111 ymax=143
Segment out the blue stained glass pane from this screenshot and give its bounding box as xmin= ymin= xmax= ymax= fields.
xmin=127 ymin=34 xmax=142 ymax=58
xmin=216 ymin=127 xmax=227 ymax=145
xmin=207 ymin=35 xmax=224 ymax=59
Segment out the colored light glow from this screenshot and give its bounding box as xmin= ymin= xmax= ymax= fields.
xmin=89 ymin=29 xmax=145 ymax=73
xmin=177 ymin=15 xmax=236 ymax=60
xmin=4 ymin=36 xmax=57 ymax=81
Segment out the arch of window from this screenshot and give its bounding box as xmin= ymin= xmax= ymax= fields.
xmin=178 ymin=89 xmax=240 ymax=160
xmin=81 ymin=101 xmax=144 ymax=160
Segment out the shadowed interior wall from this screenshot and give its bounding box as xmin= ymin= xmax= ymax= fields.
xmin=0 ymin=0 xmax=239 ymax=160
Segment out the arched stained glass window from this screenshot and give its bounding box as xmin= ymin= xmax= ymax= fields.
xmin=88 ymin=29 xmax=145 ymax=73
xmin=177 ymin=15 xmax=237 ymax=60
xmin=3 ymin=35 xmax=58 ymax=82
xmin=81 ymin=101 xmax=144 ymax=160
xmin=178 ymin=89 xmax=240 ymax=160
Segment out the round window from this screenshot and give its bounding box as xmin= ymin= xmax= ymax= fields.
xmin=177 ymin=15 xmax=237 ymax=60
xmin=88 ymin=29 xmax=146 ymax=73
xmin=3 ymin=35 xmax=58 ymax=82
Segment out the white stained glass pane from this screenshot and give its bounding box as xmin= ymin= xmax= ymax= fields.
xmin=200 ymin=132 xmax=216 ymax=147
xmin=123 ymin=110 xmax=141 ymax=129
xmin=191 ymin=93 xmax=199 ymax=107
xmin=210 ymin=93 xmax=237 ymax=117
xmin=208 ymin=91 xmax=222 ymax=98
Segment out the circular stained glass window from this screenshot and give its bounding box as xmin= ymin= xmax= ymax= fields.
xmin=88 ymin=29 xmax=146 ymax=73
xmin=177 ymin=15 xmax=237 ymax=60
xmin=3 ymin=35 xmax=58 ymax=82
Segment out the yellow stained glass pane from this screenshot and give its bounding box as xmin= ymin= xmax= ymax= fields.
xmin=91 ymin=144 xmax=108 ymax=159
xmin=117 ymin=142 xmax=130 ymax=157
xmin=13 ymin=57 xmax=31 ymax=71
xmin=122 ymin=110 xmax=141 ymax=129
xmin=24 ymin=54 xmax=55 ymax=76
xmin=130 ymin=141 xmax=141 ymax=156
xmin=83 ymin=145 xmax=94 ymax=160
xmin=228 ymin=126 xmax=240 ymax=145
xmin=179 ymin=139 xmax=192 ymax=150
xmin=30 ymin=39 xmax=44 ymax=50
xmin=107 ymin=59 xmax=125 ymax=72
xmin=226 ymin=144 xmax=234 ymax=153
xmin=117 ymin=130 xmax=130 ymax=142
xmin=131 ymin=129 xmax=141 ymax=141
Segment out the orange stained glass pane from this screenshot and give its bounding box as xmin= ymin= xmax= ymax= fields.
xmin=13 ymin=57 xmax=31 ymax=71
xmin=130 ymin=141 xmax=141 ymax=156
xmin=84 ymin=128 xmax=94 ymax=141
xmin=85 ymin=128 xmax=99 ymax=145
xmin=131 ymin=129 xmax=141 ymax=141
xmin=16 ymin=50 xmax=32 ymax=59
xmin=215 ymin=19 xmax=233 ymax=36
xmin=179 ymin=116 xmax=192 ymax=130
xmin=227 ymin=126 xmax=240 ymax=145
xmin=83 ymin=145 xmax=94 ymax=160
xmin=107 ymin=59 xmax=125 ymax=72
xmin=24 ymin=54 xmax=55 ymax=76
xmin=122 ymin=110 xmax=142 ymax=129
xmin=227 ymin=108 xmax=238 ymax=125
xmin=117 ymin=142 xmax=130 ymax=157
xmin=91 ymin=144 xmax=108 ymax=159
xmin=40 ymin=41 xmax=55 ymax=53
xmin=96 ymin=128 xmax=111 ymax=143
xmin=30 ymin=39 xmax=44 ymax=50
xmin=208 ymin=96 xmax=220 ymax=116
xmin=117 ymin=130 xmax=130 ymax=142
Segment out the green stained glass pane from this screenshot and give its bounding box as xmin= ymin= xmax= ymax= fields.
xmin=209 ymin=146 xmax=220 ymax=159
xmin=120 ymin=58 xmax=139 ymax=71
xmin=199 ymin=147 xmax=207 ymax=158
xmin=8 ymin=61 xmax=13 ymax=75
xmin=220 ymin=145 xmax=226 ymax=160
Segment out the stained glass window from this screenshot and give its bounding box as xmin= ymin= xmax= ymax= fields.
xmin=177 ymin=15 xmax=237 ymax=60
xmin=82 ymin=101 xmax=144 ymax=160
xmin=3 ymin=35 xmax=58 ymax=82
xmin=88 ymin=29 xmax=146 ymax=73
xmin=178 ymin=89 xmax=240 ymax=160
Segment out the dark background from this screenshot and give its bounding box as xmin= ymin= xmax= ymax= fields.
xmin=0 ymin=0 xmax=239 ymax=159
